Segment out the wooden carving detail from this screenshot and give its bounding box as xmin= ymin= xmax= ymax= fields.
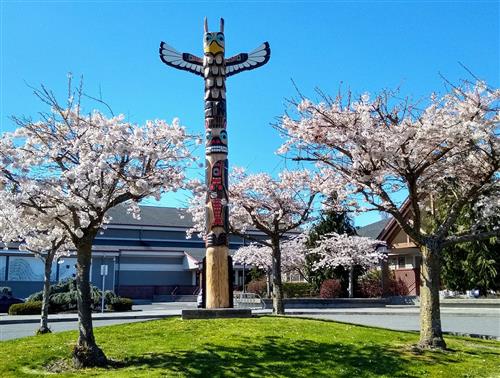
xmin=159 ymin=18 xmax=270 ymax=307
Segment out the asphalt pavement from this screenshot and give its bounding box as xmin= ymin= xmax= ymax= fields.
xmin=0 ymin=318 xmax=152 ymax=341
xmin=1 ymin=302 xmax=498 ymax=341
xmin=289 ymin=313 xmax=500 ymax=339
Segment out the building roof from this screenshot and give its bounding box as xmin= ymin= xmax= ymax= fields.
xmin=106 ymin=205 xmax=193 ymax=228
xmin=378 ymin=200 xmax=412 ymax=243
xmin=106 ymin=204 xmax=263 ymax=234
xmin=357 ymin=219 xmax=390 ymax=239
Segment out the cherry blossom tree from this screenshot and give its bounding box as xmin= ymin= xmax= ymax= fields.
xmin=0 ymin=82 xmax=196 ymax=367
xmin=280 ymin=233 xmax=309 ymax=279
xmin=277 ymin=81 xmax=499 ymax=349
xmin=234 ymin=233 xmax=309 ymax=293
xmin=233 ymin=243 xmax=273 ymax=295
xmin=305 ymin=209 xmax=357 ymax=291
xmin=0 ymin=196 xmax=71 ymax=334
xmin=309 ymin=233 xmax=385 ymax=298
xmin=189 ymin=168 xmax=318 ymax=314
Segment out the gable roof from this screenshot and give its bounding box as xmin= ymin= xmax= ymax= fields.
xmin=106 ymin=205 xmax=193 ymax=228
xmin=357 ymin=219 xmax=390 ymax=239
xmin=378 ymin=200 xmax=412 ymax=242
xmin=358 ymin=200 xmax=416 ymax=244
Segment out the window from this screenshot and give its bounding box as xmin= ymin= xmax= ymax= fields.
xmin=5 ymin=256 xmax=60 ymax=282
xmin=8 ymin=257 xmax=45 ymax=281
xmin=398 ymin=256 xmax=406 ymax=269
xmin=389 ymin=257 xmax=397 ymax=268
xmin=58 ymin=258 xmax=77 ymax=281
xmin=0 ymin=256 xmax=6 ymax=280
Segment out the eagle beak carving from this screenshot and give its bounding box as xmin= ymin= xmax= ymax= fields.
xmin=205 ymin=41 xmax=224 ymax=54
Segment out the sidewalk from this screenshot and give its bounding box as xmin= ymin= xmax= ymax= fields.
xmin=0 ymin=310 xmax=179 ymax=325
xmin=1 ymin=303 xmax=498 ymax=325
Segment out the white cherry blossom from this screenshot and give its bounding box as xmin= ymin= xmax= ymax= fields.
xmin=277 ymin=80 xmax=500 ymax=349
xmin=0 ymin=83 xmax=196 ymax=366
xmin=188 ymin=168 xmax=319 ymax=315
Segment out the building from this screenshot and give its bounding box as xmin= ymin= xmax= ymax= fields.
xmin=0 ymin=206 xmax=254 ymax=299
xmin=358 ymin=217 xmax=421 ymax=295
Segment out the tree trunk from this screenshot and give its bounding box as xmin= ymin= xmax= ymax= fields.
xmin=347 ymin=265 xmax=354 ymax=298
xmin=271 ymin=238 xmax=285 ymax=315
xmin=266 ymin=270 xmax=271 ymax=298
xmin=73 ymin=234 xmax=107 ymax=368
xmin=38 ymin=254 xmax=54 ymax=334
xmin=418 ymin=242 xmax=446 ymax=349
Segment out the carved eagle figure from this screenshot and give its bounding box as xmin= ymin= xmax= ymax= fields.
xmin=159 ymin=18 xmax=270 ymax=78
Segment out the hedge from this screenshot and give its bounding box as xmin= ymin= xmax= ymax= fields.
xmin=8 ymin=301 xmax=42 ymax=315
xmin=0 ymin=287 xmax=12 ymax=296
xmin=107 ymin=297 xmax=133 ymax=312
xmin=282 ymin=282 xmax=316 ymax=298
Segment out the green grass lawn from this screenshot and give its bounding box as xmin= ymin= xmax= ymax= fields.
xmin=1 ymin=316 xmax=499 ymax=377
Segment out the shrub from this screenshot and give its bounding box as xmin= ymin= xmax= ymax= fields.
xmin=9 ymin=301 xmax=42 ymax=315
xmin=107 ymin=297 xmax=133 ymax=312
xmin=282 ymin=282 xmax=316 ymax=298
xmin=389 ymin=276 xmax=410 ymax=296
xmin=104 ymin=290 xmax=118 ymax=304
xmin=319 ymin=279 xmax=342 ymax=298
xmin=0 ymin=287 xmax=12 ymax=297
xmin=358 ymin=270 xmax=383 ymax=297
xmin=50 ymin=291 xmax=78 ymax=312
xmin=358 ymin=270 xmax=409 ymax=298
xmin=246 ymin=279 xmax=268 ymax=297
xmin=26 ymin=278 xmax=120 ymax=312
xmin=249 ymin=267 xmax=265 ymax=281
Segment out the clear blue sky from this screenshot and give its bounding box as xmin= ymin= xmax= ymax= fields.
xmin=1 ymin=1 xmax=499 ymax=226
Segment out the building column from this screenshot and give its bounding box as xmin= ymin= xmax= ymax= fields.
xmin=381 ymin=259 xmax=390 ymax=297
xmin=5 ymin=255 xmax=9 ymax=281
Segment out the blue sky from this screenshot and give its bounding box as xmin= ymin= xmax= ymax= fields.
xmin=1 ymin=0 xmax=499 ymax=226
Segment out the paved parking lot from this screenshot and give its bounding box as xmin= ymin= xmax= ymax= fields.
xmin=0 ymin=318 xmax=154 ymax=341
xmin=291 ymin=313 xmax=500 ymax=338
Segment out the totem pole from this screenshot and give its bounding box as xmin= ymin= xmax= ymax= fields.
xmin=159 ymin=18 xmax=270 ymax=308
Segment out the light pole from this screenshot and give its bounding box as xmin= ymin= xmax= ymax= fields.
xmin=100 ymin=264 xmax=108 ymax=313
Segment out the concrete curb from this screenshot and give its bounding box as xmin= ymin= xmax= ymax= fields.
xmin=2 ymin=306 xmax=498 ymax=323
xmin=443 ymin=331 xmax=500 ymax=341
xmin=281 ymin=310 xmax=500 ymax=317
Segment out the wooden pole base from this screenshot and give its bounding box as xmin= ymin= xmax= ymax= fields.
xmin=206 ymin=246 xmax=230 ymax=308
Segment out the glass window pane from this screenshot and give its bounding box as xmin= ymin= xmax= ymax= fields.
xmin=0 ymin=256 xmax=6 ymax=280
xmin=58 ymin=258 xmax=77 ymax=281
xmin=8 ymin=256 xmax=44 ymax=281
xmin=398 ymin=256 xmax=406 ymax=269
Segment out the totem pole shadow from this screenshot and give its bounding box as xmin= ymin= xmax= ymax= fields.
xmin=118 ymin=336 xmax=415 ymax=377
